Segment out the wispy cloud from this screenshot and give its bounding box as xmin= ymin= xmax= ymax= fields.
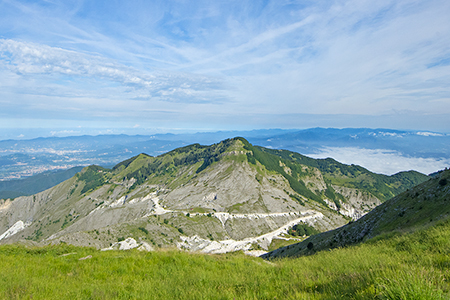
xmin=0 ymin=39 xmax=225 ymax=103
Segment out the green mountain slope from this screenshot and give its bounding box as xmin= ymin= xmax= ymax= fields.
xmin=0 ymin=138 xmax=430 ymax=253
xmin=250 ymin=144 xmax=428 ymax=202
xmin=262 ymin=168 xmax=450 ymax=259
xmin=111 ymin=137 xmax=427 ymax=207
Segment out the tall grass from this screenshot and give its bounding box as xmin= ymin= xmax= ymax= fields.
xmin=1 ymin=220 xmax=450 ymax=299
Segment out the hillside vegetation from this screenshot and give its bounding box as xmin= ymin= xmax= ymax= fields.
xmin=251 ymin=144 xmax=427 ymax=202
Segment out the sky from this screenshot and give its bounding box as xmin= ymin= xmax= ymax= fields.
xmin=1 ymin=0 xmax=450 ymax=138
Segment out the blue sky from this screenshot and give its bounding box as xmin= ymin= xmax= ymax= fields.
xmin=1 ymin=0 xmax=450 ymax=138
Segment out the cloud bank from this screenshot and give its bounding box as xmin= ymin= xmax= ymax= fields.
xmin=306 ymin=147 xmax=450 ymax=175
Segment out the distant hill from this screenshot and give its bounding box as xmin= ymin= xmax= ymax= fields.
xmin=262 ymin=168 xmax=450 ymax=259
xmin=0 ymin=138 xmax=429 ymax=254
xmin=0 ymin=167 xmax=84 ymax=199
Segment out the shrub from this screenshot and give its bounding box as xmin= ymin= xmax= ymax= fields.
xmin=288 ymin=223 xmax=319 ymax=237
xmin=138 ymin=227 xmax=149 ymax=235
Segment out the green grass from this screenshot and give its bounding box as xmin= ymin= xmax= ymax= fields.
xmin=1 ymin=219 xmax=450 ymax=299
xmin=267 ymin=238 xmax=300 ymax=251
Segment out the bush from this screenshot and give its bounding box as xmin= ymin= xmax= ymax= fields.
xmin=138 ymin=227 xmax=148 ymax=235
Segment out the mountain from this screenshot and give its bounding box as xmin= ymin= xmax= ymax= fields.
xmin=262 ymin=168 xmax=450 ymax=259
xmin=0 ymin=138 xmax=429 ymax=253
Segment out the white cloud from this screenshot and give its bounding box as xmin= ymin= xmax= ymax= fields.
xmin=416 ymin=132 xmax=444 ymax=137
xmin=50 ymin=130 xmax=80 ymax=136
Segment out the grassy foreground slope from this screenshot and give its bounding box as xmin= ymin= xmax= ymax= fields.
xmin=1 ymin=218 xmax=450 ymax=299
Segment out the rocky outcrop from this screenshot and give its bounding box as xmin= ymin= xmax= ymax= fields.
xmin=0 ymin=220 xmax=29 ymax=241
xmin=101 ymin=238 xmax=154 ymax=251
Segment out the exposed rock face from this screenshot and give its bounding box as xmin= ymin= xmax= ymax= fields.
xmin=0 ymin=220 xmax=29 ymax=241
xmin=101 ymin=238 xmax=154 ymax=251
xmin=177 ymin=210 xmax=322 ymax=254
xmin=324 ymin=186 xmax=381 ymax=220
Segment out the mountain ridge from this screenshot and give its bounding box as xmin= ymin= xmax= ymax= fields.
xmin=0 ymin=137 xmax=429 ymax=254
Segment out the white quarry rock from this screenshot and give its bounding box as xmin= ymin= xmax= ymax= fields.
xmin=244 ymin=250 xmax=268 ymax=257
xmin=116 ymin=237 xmax=139 ymax=250
xmin=101 ymin=238 xmax=154 ymax=251
xmin=177 ymin=211 xmax=323 ymax=254
xmin=202 ymin=192 xmax=217 ymax=202
xmin=109 ymin=196 xmax=128 ymax=208
xmin=137 ymin=241 xmax=154 ymax=251
xmin=102 ymin=237 xmax=138 ymax=251
xmin=0 ymin=220 xmax=29 ymax=241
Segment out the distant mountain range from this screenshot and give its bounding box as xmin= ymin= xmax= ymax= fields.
xmin=0 ymin=138 xmax=428 ymax=254
xmin=250 ymin=127 xmax=450 ymax=159
xmin=0 ymin=128 xmax=449 ymax=182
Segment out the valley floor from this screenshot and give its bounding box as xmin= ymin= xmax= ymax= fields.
xmin=1 ymin=218 xmax=450 ymax=299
